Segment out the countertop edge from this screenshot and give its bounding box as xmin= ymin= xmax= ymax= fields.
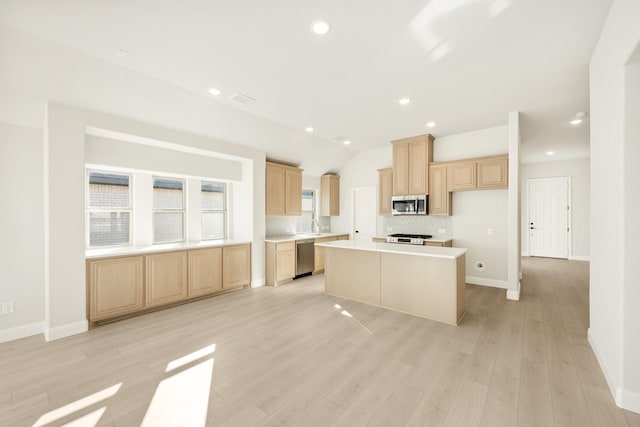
xmin=316 ymin=240 xmax=467 ymax=259
xmin=86 ymin=240 xmax=252 ymax=259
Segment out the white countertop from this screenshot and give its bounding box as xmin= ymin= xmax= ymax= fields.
xmin=372 ymin=235 xmax=453 ymax=243
xmin=265 ymin=232 xmax=349 ymax=243
xmin=315 ymin=239 xmax=466 ymax=259
xmin=86 ymin=239 xmax=252 ymax=259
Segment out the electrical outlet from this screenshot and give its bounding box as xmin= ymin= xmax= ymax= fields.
xmin=487 ymin=228 xmax=493 ymax=236
xmin=2 ymin=301 xmax=15 ymax=314
xmin=474 ymin=262 xmax=486 ymax=272
xmin=438 ymin=228 xmax=446 ymax=234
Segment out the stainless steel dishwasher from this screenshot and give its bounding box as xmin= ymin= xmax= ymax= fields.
xmin=295 ymin=239 xmax=315 ymax=278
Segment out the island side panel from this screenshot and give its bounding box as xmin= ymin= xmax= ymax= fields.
xmin=324 ymin=247 xmax=381 ymax=306
xmin=456 ymin=254 xmax=466 ymax=323
xmin=380 ymin=253 xmax=460 ymax=325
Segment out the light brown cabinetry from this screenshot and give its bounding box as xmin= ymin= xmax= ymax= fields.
xmin=146 ymin=251 xmax=188 ymax=308
xmin=188 ymin=247 xmax=222 ymax=297
xmin=314 ymin=236 xmax=337 ymax=273
xmin=223 ymin=244 xmax=251 ymax=289
xmin=477 ymin=155 xmax=508 ymax=189
xmin=87 ymin=256 xmax=144 ymax=322
xmin=391 ymin=134 xmax=434 ymax=196
xmin=266 ymin=162 xmax=302 ymax=216
xmin=87 ymin=243 xmax=251 ymax=326
xmin=320 ymin=174 xmax=340 ymax=216
xmin=429 ymin=164 xmax=452 ymax=216
xmin=337 ymin=234 xmax=350 ymax=240
xmin=377 ymin=168 xmax=393 ymax=216
xmin=447 ymin=161 xmax=477 ymax=191
xmin=266 ymin=241 xmax=295 ymax=286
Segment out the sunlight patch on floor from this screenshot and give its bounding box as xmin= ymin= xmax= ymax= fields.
xmin=166 ymin=344 xmax=216 ymax=372
xmin=33 ymin=383 xmax=121 ymax=427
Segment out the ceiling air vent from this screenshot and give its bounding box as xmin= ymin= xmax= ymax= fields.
xmin=230 ymin=92 xmax=256 ymax=104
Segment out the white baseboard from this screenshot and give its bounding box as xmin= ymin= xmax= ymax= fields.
xmin=251 ymin=278 xmax=266 ymax=288
xmin=466 ymin=276 xmax=509 ymax=289
xmin=506 ymin=281 xmax=521 ymax=301
xmin=587 ymin=328 xmax=632 ymax=411
xmin=0 ymin=322 xmax=43 ymax=343
xmin=620 ymin=389 xmax=640 ymax=414
xmin=521 ymin=252 xmax=529 ymax=257
xmin=44 ymin=319 xmax=88 ymax=342
xmin=569 ymin=255 xmax=590 ymax=262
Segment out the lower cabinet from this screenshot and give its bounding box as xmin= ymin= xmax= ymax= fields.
xmin=87 ymin=256 xmax=144 ymax=322
xmin=87 ymin=243 xmax=251 ymax=326
xmin=266 ymin=241 xmax=295 ymax=286
xmin=314 ymin=236 xmax=337 ymax=273
xmin=223 ymin=244 xmax=252 ymax=289
xmin=146 ymin=251 xmax=188 ymax=308
xmin=188 ymin=247 xmax=222 ymax=297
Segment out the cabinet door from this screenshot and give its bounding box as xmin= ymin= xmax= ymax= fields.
xmin=276 ymin=250 xmax=295 ymax=282
xmin=285 ymin=168 xmax=302 ymax=215
xmin=223 ymin=244 xmax=251 ymax=289
xmin=188 ymin=248 xmax=222 ymax=297
xmin=477 ymin=156 xmax=508 ymax=189
xmin=447 ymin=161 xmax=477 ymax=191
xmin=266 ymin=163 xmax=286 ymax=216
xmin=88 ymin=256 xmax=144 ymax=322
xmin=313 ymin=237 xmax=337 ymax=272
xmin=146 ymin=251 xmax=188 ymax=308
xmin=378 ymin=168 xmax=393 ymax=216
xmin=392 ymin=142 xmax=409 ymax=195
xmin=428 ymin=164 xmax=452 ymax=215
xmin=408 ymin=140 xmax=427 ymax=194
xmin=330 ymin=176 xmax=340 ymax=216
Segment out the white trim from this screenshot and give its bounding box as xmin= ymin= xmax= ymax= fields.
xmin=521 ymin=251 xmax=530 ymax=257
xmin=569 ymin=255 xmax=590 ymax=262
xmin=44 ymin=320 xmax=88 ymax=342
xmin=588 ymin=328 xmax=621 ymax=408
xmin=507 ymin=281 xmax=521 ymax=301
xmin=251 ymin=278 xmax=266 ymax=288
xmin=466 ymin=276 xmax=509 ymax=289
xmin=620 ymin=389 xmax=640 ymax=414
xmin=0 ymin=322 xmax=43 ymax=343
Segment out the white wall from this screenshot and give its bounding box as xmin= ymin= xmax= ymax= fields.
xmin=589 ymin=0 xmax=640 ymax=413
xmin=334 ymin=126 xmax=511 ymax=287
xmin=0 ymin=122 xmax=44 ymax=342
xmin=521 ymin=158 xmax=590 ymax=259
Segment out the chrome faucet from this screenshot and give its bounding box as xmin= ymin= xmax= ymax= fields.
xmin=312 ymin=218 xmax=321 ymax=233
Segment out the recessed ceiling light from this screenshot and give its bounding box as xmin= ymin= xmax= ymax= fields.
xmin=399 ymin=98 xmax=411 ymax=105
xmin=426 ymin=121 xmax=436 ymax=128
xmin=305 ymin=126 xmax=314 ymax=133
xmin=208 ymin=87 xmax=222 ymax=96
xmin=546 ymin=151 xmax=555 ymax=155
xmin=343 ymin=140 xmax=351 ymax=145
xmin=311 ymin=20 xmax=331 ymax=35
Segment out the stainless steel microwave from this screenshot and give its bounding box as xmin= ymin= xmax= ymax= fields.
xmin=391 ymin=195 xmax=428 ymax=215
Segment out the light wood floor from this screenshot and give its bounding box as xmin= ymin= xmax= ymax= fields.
xmin=1 ymin=257 xmax=639 ymax=426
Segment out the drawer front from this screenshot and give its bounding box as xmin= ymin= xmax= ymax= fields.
xmin=276 ymin=241 xmax=295 ymax=252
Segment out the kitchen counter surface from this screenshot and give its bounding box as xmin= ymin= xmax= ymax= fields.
xmin=316 ymin=239 xmax=466 ymax=259
xmin=86 ymin=239 xmax=251 ymax=259
xmin=373 ymin=235 xmax=453 ymax=244
xmin=265 ymin=232 xmax=350 ymax=243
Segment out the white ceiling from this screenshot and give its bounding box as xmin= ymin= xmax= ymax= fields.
xmin=0 ymin=0 xmax=611 ymax=163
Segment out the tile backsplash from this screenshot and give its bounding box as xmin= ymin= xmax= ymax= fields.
xmin=266 ymin=215 xmax=331 ymax=236
xmin=380 ymin=215 xmax=452 ymax=238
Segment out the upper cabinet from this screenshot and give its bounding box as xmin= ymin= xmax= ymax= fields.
xmin=477 ymin=155 xmax=508 ymax=189
xmin=266 ymin=162 xmax=302 ymax=216
xmin=429 ymin=164 xmax=452 ymax=216
xmin=320 ymin=174 xmax=340 ymax=216
xmin=447 ymin=160 xmax=477 ymax=192
xmin=377 ymin=168 xmax=393 ymax=216
xmin=392 ymin=134 xmax=434 ymax=195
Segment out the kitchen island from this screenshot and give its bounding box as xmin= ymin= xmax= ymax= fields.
xmin=315 ymin=240 xmax=467 ymax=325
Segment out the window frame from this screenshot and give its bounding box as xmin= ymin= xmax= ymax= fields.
xmin=152 ymin=176 xmax=186 ymax=244
xmin=301 ymin=188 xmax=317 ymax=233
xmin=85 ymin=169 xmax=133 ymax=249
xmin=200 ymin=180 xmax=227 ymax=241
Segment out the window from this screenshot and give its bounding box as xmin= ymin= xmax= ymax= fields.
xmin=87 ymin=171 xmax=131 ymax=247
xmin=153 ymin=178 xmax=185 ymax=243
xmin=201 ymin=181 xmax=226 ymax=240
xmin=301 ymin=189 xmax=316 ymax=233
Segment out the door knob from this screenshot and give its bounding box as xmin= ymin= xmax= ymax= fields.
xmin=355 ymin=230 xmax=359 ymax=233
xmin=530 ymin=227 xmax=535 ymax=230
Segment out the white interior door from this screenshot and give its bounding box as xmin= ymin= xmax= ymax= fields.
xmin=528 ymin=177 xmax=569 ymax=258
xmin=353 ymin=187 xmax=377 ymax=242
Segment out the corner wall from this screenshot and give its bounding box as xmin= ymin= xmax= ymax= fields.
xmin=589 ymin=0 xmax=640 ymax=413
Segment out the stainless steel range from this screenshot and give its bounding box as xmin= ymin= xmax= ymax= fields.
xmin=386 ymin=233 xmax=433 ymax=245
